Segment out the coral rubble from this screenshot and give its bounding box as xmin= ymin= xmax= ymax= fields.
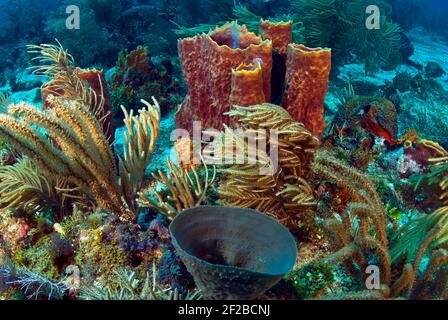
xmin=1 ymin=1 xmax=448 ymax=302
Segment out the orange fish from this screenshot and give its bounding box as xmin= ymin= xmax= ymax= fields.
xmin=358 ymin=105 xmax=397 ymax=145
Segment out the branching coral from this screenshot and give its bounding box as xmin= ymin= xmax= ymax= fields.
xmin=138 ymin=159 xmax=216 ymax=221
xmin=312 ymin=151 xmax=390 ymax=284
xmin=215 ymin=103 xmax=320 ymax=228
xmin=0 ymin=97 xmax=126 ymax=218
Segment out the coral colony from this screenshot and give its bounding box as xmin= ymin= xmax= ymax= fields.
xmin=0 ymin=0 xmax=447 ymax=301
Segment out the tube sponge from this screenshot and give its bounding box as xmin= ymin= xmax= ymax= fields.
xmin=230 ymin=63 xmax=266 ymax=108
xmin=176 ymin=22 xmax=272 ymax=133
xmin=282 ymin=44 xmax=331 ymax=138
xmin=259 ymin=19 xmax=293 ymax=56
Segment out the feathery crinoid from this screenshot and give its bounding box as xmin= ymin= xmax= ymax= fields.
xmin=27 ymin=41 xmax=109 ymax=132
xmin=0 ymin=157 xmax=64 ymax=216
xmin=215 ymin=103 xmax=320 ymax=228
xmin=138 ymin=158 xmax=216 ymax=221
xmin=312 ymin=150 xmax=390 ymax=285
xmin=119 ymin=98 xmax=161 ymax=211
xmin=0 ymin=96 xmax=161 ymax=222
xmin=312 ymin=150 xmax=448 ymax=299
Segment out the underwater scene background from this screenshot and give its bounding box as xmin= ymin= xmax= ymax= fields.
xmin=0 ymin=0 xmax=447 ymax=301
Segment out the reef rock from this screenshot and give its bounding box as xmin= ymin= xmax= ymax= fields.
xmin=425 ymin=61 xmax=446 ymax=78
xmin=332 ymin=96 xmax=398 ymax=144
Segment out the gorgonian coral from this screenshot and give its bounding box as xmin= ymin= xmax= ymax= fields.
xmin=0 ymin=95 xmax=161 ymax=222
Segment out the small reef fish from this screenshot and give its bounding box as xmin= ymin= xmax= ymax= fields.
xmin=358 ymin=105 xmax=397 ymax=145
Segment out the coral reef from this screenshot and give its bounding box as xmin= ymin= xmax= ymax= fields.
xmin=0 ymin=2 xmax=447 ymax=302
